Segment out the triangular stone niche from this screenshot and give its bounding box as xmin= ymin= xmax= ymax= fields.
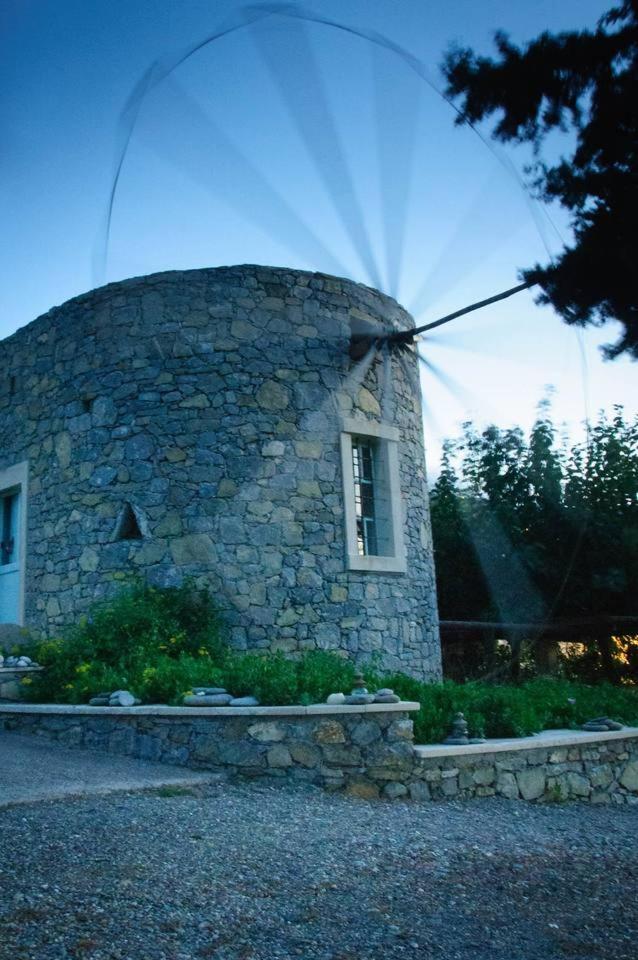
xmin=113 ymin=502 xmax=145 ymax=541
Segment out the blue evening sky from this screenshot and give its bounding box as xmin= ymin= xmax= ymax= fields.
xmin=1 ymin=0 xmax=633 ymax=472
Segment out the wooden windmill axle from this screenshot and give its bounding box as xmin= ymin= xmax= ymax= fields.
xmin=349 ymin=280 xmax=535 ymax=360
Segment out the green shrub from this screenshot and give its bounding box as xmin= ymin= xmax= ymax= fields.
xmin=297 ymin=651 xmax=355 ymax=704
xmin=22 ymin=581 xmax=638 ymax=735
xmin=221 ymin=652 xmax=299 ymax=705
xmin=27 ymin=580 xmax=223 ymax=704
xmin=379 ymin=674 xmax=638 ymax=744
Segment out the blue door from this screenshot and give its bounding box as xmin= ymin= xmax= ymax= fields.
xmin=0 ymin=490 xmax=21 ymax=624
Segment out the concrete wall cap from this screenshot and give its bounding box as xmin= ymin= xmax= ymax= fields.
xmin=414 ymin=726 xmax=638 ymax=759
xmin=0 ymin=701 xmax=420 ymax=718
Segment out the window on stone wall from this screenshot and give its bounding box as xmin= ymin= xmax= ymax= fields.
xmin=113 ymin=502 xmax=144 ymax=541
xmin=340 ymin=418 xmax=406 ymax=573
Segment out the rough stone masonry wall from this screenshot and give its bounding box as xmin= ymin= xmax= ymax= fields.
xmin=411 ymin=736 xmax=638 ymax=804
xmin=2 ymin=706 xmax=637 ymax=804
xmin=0 ymin=705 xmax=416 ymax=799
xmin=0 ymin=265 xmax=440 ymax=680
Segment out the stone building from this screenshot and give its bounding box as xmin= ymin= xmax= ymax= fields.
xmin=0 ymin=265 xmax=441 ymax=680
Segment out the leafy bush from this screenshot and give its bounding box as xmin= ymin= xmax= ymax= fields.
xmin=382 ymin=674 xmax=638 ymax=744
xmin=221 ymin=652 xmax=299 ymax=705
xmin=27 ymin=580 xmax=223 ymax=705
xmin=22 ymin=581 xmax=638 ymax=740
xmin=220 ymin=650 xmax=356 ymax=706
xmin=297 ymin=650 xmax=355 ymax=704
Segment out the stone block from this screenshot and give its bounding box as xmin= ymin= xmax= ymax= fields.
xmin=386 ymin=719 xmax=414 ymax=742
xmin=408 ymin=780 xmax=431 ymax=801
xmin=345 ymin=778 xmax=380 ymax=800
xmin=383 ymin=782 xmax=408 ymax=800
xmin=472 ymin=766 xmax=496 ymax=787
xmin=589 ymin=764 xmax=613 ymax=789
xmin=170 ymin=534 xmax=215 ymax=564
xmin=351 ymin=720 xmax=382 ymax=747
xmin=441 ymin=777 xmax=459 ymax=796
xmin=516 ymin=768 xmax=546 ymax=800
xmin=321 ymin=744 xmax=363 ymax=767
xmin=313 ymin=720 xmax=346 ymax=744
xmin=137 ymin=735 xmax=162 ymax=762
xmin=566 ymin=772 xmax=591 ymax=797
xmin=217 ymin=741 xmax=265 ymax=768
xmin=267 ymin=745 xmax=293 ymax=768
xmin=247 ymin=721 xmax=285 ymax=743
xmin=496 ymin=772 xmax=520 ymax=800
xmin=289 ymin=742 xmax=322 ymax=768
xmin=620 ymin=761 xmax=638 ymax=792
xmin=191 ymin=735 xmax=220 ymax=762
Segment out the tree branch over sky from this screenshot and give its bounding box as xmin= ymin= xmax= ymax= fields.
xmin=442 ymin=0 xmax=638 ymax=359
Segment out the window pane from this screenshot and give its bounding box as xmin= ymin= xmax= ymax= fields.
xmin=352 ymin=440 xmax=378 ymax=556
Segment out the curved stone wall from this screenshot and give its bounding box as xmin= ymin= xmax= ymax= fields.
xmin=0 ymin=265 xmax=440 ymax=679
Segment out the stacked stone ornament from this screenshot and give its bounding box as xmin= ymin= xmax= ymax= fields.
xmin=344 ymin=672 xmax=376 ymax=705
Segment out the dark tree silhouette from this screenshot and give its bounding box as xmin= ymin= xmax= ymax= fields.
xmin=442 ymin=1 xmax=638 ymax=359
xmin=431 ymin=405 xmax=638 ymax=623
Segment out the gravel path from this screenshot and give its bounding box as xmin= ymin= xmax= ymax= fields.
xmin=0 ymin=781 xmax=636 ymax=960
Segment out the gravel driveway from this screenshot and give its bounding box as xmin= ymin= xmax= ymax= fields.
xmin=0 ymin=781 xmax=636 ymax=960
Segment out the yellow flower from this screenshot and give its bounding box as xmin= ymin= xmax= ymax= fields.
xmin=198 ymin=647 xmax=209 ymax=657
xmin=75 ymin=663 xmax=91 ymax=674
xmin=21 ymin=677 xmax=32 ymax=685
xmin=64 ymin=683 xmax=74 ymax=690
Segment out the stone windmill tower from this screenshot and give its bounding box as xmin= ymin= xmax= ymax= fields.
xmin=3 ymin=8 xmax=532 ymax=682
xmin=0 ymin=265 xmax=441 ymax=681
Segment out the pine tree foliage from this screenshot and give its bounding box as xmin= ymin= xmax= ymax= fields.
xmin=442 ymin=1 xmax=638 ymax=358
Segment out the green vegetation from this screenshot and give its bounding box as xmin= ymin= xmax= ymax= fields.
xmin=25 ymin=582 xmax=356 ymax=708
xmin=27 ymin=580 xmax=225 ymax=705
xmin=383 ymin=674 xmax=638 ymax=744
xmin=443 ymin=1 xmax=638 ymax=359
xmin=430 ymin=403 xmax=638 ymax=683
xmin=23 ymin=581 xmax=638 ymax=745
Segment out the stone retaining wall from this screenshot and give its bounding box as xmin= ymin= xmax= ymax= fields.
xmin=0 ymin=703 xmax=417 ymax=799
xmin=2 ymin=705 xmax=637 ymax=803
xmin=411 ymin=732 xmax=638 ymax=804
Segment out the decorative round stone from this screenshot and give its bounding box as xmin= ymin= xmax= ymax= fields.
xmin=229 ymin=696 xmax=260 ymax=707
xmin=581 ymin=717 xmax=624 ymax=731
xmin=193 ymin=687 xmax=228 ymax=696
xmin=326 ymin=693 xmax=346 ymax=705
xmin=344 ymin=694 xmax=376 ymax=705
xmin=374 ymin=694 xmax=400 ymax=704
xmin=108 ymin=690 xmax=136 ymax=707
xmin=183 ymin=694 xmax=233 ymax=706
